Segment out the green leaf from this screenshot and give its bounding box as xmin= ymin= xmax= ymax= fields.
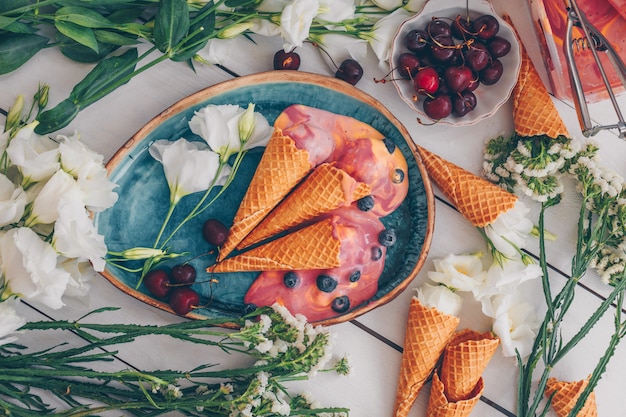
xmin=34 ymin=99 xmax=80 ymax=135
xmin=0 ymin=19 xmax=38 ymax=34
xmin=94 ymin=29 xmax=140 ymax=46
xmin=170 ymin=1 xmax=215 ymax=62
xmin=55 ymin=20 xmax=99 ymax=53
xmin=58 ymin=31 xmax=120 ymax=62
xmin=153 ymin=0 xmax=189 ymax=54
xmin=55 ymin=6 xmax=114 ymax=28
xmin=0 ymin=16 xmax=18 ymax=30
xmin=0 ymin=0 xmax=31 ymax=14
xmin=224 ymin=0 xmax=258 ymax=7
xmin=69 ymin=48 xmax=138 ymax=105
xmin=0 ymin=33 xmax=48 ymax=75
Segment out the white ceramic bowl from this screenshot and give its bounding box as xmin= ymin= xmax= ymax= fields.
xmin=390 ymin=0 xmax=521 ymax=126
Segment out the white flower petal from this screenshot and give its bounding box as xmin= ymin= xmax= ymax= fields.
xmin=415 ymin=283 xmax=462 ymax=316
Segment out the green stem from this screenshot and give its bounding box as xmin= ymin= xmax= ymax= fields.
xmin=153 ymin=199 xmax=178 ymax=247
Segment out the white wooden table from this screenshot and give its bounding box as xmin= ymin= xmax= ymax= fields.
xmin=1 ymin=1 xmax=625 ymax=416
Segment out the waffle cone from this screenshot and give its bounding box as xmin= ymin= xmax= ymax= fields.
xmin=217 ymin=128 xmax=313 ymax=261
xmin=545 ymin=377 xmax=598 ymax=417
xmin=393 ymin=297 xmax=460 ymax=417
xmin=440 ymin=329 xmax=500 ymax=402
xmin=210 ymin=217 xmax=341 ymax=272
xmin=239 ymin=163 xmax=371 ymax=248
xmin=427 ymin=372 xmax=484 ymax=417
xmin=417 ymin=146 xmax=517 ymax=227
xmin=507 ymin=16 xmax=569 ymax=139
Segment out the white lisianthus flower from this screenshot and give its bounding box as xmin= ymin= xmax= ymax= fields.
xmin=5 ymin=122 xmax=60 ymax=185
xmin=371 ymin=0 xmax=403 ymax=9
xmin=311 ymin=33 xmax=368 ymax=74
xmin=0 ymin=227 xmax=71 ymax=309
xmin=26 ymin=170 xmax=83 ymax=227
xmin=415 ymin=283 xmax=462 ymax=317
xmin=427 ymin=253 xmax=486 ymax=293
xmin=0 ymin=174 xmax=26 ymax=227
xmin=256 ymin=0 xmax=290 ymax=12
xmin=53 ymin=199 xmax=108 ymax=272
xmin=477 ymin=259 xmax=542 ymax=299
xmin=279 ymin=0 xmax=320 ymax=51
xmin=149 ymin=139 xmax=230 ymax=205
xmin=484 ymin=201 xmax=534 ymax=259
xmin=317 ymin=0 xmax=355 ymax=24
xmin=361 ymin=8 xmax=411 ymax=65
xmin=57 ymin=257 xmax=96 ymax=297
xmin=196 ymin=38 xmax=239 ymax=65
xmin=248 ymin=18 xmax=281 ymax=37
xmin=404 ymin=0 xmax=427 ymax=12
xmin=481 ymin=291 xmax=539 ymax=358
xmin=57 ymin=131 xmax=104 ymax=178
xmin=189 ymin=104 xmax=272 ymax=161
xmin=0 ymin=298 xmax=26 ymax=346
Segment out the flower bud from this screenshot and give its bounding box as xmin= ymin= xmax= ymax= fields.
xmin=217 ymin=22 xmax=253 ymax=39
xmin=119 ymin=247 xmax=165 ymax=260
xmin=35 ymin=83 xmax=50 ymax=110
xmin=6 ymin=95 xmax=24 ymax=133
xmin=238 ymin=103 xmax=256 ymax=143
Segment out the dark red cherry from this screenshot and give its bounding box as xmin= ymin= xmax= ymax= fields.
xmin=171 ymin=263 xmax=196 ymax=285
xmin=430 ymin=35 xmax=455 ymax=63
xmin=404 ymin=29 xmax=430 ymax=56
xmin=144 ymin=269 xmax=171 ymax=299
xmin=487 ymin=36 xmax=511 ymax=58
xmin=413 ymin=67 xmax=440 ymax=95
xmin=452 ymin=90 xmax=478 ymax=117
xmin=472 ymin=14 xmax=499 ymax=40
xmin=427 ymin=19 xmax=452 ymax=38
xmin=396 ymin=53 xmax=421 ymax=79
xmin=464 ymin=42 xmax=490 ymax=72
xmin=202 ymin=219 xmax=228 ymax=246
xmin=335 ymin=59 xmax=363 ymax=85
xmin=273 ymin=49 xmax=301 ymax=70
xmin=169 ymin=287 xmax=200 ymax=315
xmin=451 ymin=15 xmax=473 ymax=39
xmin=423 ymin=94 xmax=452 ymax=120
xmin=444 ymin=65 xmax=472 ymax=93
xmin=479 ymin=58 xmax=504 ymax=85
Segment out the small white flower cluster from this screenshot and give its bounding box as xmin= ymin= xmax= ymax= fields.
xmin=197 ymin=0 xmax=424 ymax=73
xmin=417 ymin=201 xmax=542 ymax=358
xmin=0 ymin=120 xmax=118 ymax=344
xmin=484 ymin=135 xmax=581 ymax=203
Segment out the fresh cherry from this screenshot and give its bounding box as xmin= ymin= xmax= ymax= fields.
xmin=423 ymin=94 xmax=452 ymax=120
xmin=202 ymin=219 xmax=229 ymax=246
xmin=273 ymin=49 xmax=301 ymax=70
xmin=464 ymin=42 xmax=490 ymax=72
xmin=451 ymin=15 xmax=473 ymax=39
xmin=396 ymin=53 xmax=421 ymax=79
xmin=171 ymin=263 xmax=197 ymax=285
xmin=479 ymin=58 xmax=503 ymax=85
xmin=452 ymin=90 xmax=477 ymax=117
xmin=144 ymin=269 xmax=171 ymax=299
xmin=413 ymin=67 xmax=439 ymax=95
xmin=472 ymin=14 xmax=499 ymax=40
xmin=487 ymin=36 xmax=511 ymax=58
xmin=467 ymin=72 xmax=480 ymax=91
xmin=430 ymin=35 xmax=455 ymax=62
xmin=444 ymin=65 xmax=472 ymax=93
xmin=335 ymin=59 xmax=363 ymax=85
xmin=169 ymin=287 xmax=200 ymax=315
xmin=427 ymin=18 xmax=452 ymax=38
xmin=404 ymin=29 xmax=430 ymax=56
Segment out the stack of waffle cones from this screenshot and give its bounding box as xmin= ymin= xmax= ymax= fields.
xmin=545 ymin=377 xmax=598 ymax=417
xmin=416 ymin=145 xmax=517 ymax=228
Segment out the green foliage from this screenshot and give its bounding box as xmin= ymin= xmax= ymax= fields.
xmin=0 ymin=33 xmax=48 ymax=74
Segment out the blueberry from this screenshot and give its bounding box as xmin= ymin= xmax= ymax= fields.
xmin=392 ymin=168 xmax=405 ymax=184
xmin=371 ymin=246 xmax=383 ymax=261
xmin=331 ymin=296 xmax=350 ymax=313
xmin=349 ymin=270 xmax=361 ymax=282
xmin=242 ymin=303 xmax=258 ymax=315
xmin=316 ymin=274 xmax=338 ymax=292
xmin=378 ymin=229 xmax=396 ymax=247
xmin=357 ymin=195 xmax=375 ymax=211
xmin=284 ymin=271 xmax=300 ymax=288
xmin=382 ymin=138 xmax=396 ymax=154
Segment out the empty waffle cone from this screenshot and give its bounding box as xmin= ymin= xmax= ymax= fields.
xmin=210 ymin=217 xmax=341 ymax=273
xmin=393 ymin=297 xmax=460 ymax=417
xmin=427 ymin=372 xmax=484 ymax=417
xmin=217 ymin=128 xmax=313 ymax=261
xmin=416 ymin=145 xmax=517 ymax=227
xmin=239 ymin=163 xmax=371 ymax=249
xmin=545 ymin=377 xmax=598 ymax=417
xmin=440 ymin=329 xmax=500 ymax=402
xmin=505 ymin=14 xmax=569 ymax=139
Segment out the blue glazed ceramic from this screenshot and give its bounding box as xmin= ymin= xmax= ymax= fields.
xmin=95 ymin=71 xmax=435 ymax=327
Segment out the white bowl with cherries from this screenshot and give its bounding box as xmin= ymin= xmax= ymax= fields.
xmin=390 ymin=0 xmax=521 ymax=126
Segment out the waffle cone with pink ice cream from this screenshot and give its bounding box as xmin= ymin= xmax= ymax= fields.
xmin=393 ymin=297 xmax=460 ymax=417
xmin=416 ymin=145 xmax=517 ymax=228
xmin=544 ymin=377 xmax=598 ymax=417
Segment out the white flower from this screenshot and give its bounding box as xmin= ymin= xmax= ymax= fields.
xmin=0 ymin=173 xmax=26 ymax=227
xmin=361 ymin=8 xmax=411 ymax=65
xmin=5 ymin=122 xmax=60 ymax=185
xmin=371 ymin=0 xmax=403 ymax=9
xmin=478 ymin=259 xmax=542 ymax=299
xmin=26 ymin=170 xmax=83 ymax=226
xmin=149 ymin=138 xmax=229 ymax=205
xmin=256 ymin=0 xmax=290 ymax=12
xmin=0 ymin=298 xmax=26 ymax=346
xmin=415 ymin=283 xmax=462 ymax=317
xmin=311 ymin=33 xmax=368 ymax=74
xmin=484 ymin=201 xmax=534 ymax=259
xmin=404 ymin=0 xmax=427 ymax=12
xmin=481 ymin=291 xmax=539 ymax=358
xmin=57 ymin=257 xmax=96 ymax=297
xmin=317 ymin=0 xmax=355 ymax=24
xmin=0 ymin=128 xmax=9 ymax=155
xmin=427 ymin=253 xmax=486 ymax=293
xmin=53 ymin=198 xmax=108 ymax=272
xmin=248 ymin=18 xmax=281 ymax=37
xmin=189 ymin=104 xmax=272 ymax=161
xmin=279 ymin=0 xmax=320 ymax=51
xmin=57 ymin=131 xmax=103 ymax=178
xmin=0 ymin=227 xmax=71 ymax=309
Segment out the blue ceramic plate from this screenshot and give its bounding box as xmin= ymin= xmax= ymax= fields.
xmin=95 ymin=71 xmax=434 ymax=327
